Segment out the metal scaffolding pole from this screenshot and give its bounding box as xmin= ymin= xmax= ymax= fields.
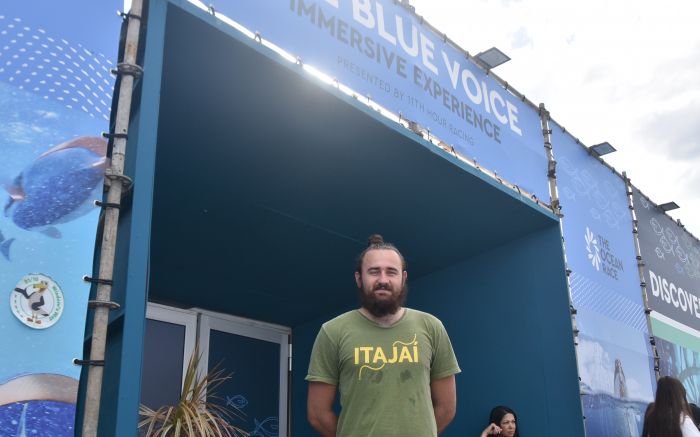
xmin=539 ymin=103 xmax=585 ymax=420
xmin=623 ymin=173 xmax=662 ymax=380
xmin=81 ymin=0 xmax=144 ymax=435
xmin=539 ymin=103 xmax=560 ymax=217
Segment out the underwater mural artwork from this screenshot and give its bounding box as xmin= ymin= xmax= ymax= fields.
xmin=0 ymin=1 xmax=119 ymax=435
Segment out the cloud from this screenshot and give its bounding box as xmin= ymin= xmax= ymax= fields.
xmin=636 ymin=101 xmax=700 ymax=160
xmin=683 ymin=168 xmax=700 ymax=192
xmin=645 ymin=42 xmax=700 ymax=100
xmin=674 ymin=168 xmax=700 ymax=226
xmin=500 ymin=0 xmax=523 ymax=6
xmin=509 ymin=26 xmax=532 ymax=49
xmin=582 ymin=64 xmax=614 ymax=84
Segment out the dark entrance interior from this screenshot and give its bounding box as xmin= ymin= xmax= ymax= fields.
xmin=94 ymin=2 xmax=585 ymax=436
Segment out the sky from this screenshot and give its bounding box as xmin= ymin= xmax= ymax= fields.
xmin=410 ymin=0 xmax=700 ymax=237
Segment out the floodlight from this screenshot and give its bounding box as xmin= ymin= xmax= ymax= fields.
xmin=589 ymin=142 xmax=617 ymax=156
xmin=658 ymin=202 xmax=680 ymax=212
xmin=475 ymin=47 xmax=511 ymax=70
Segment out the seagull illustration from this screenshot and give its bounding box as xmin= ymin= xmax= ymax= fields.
xmin=14 ymin=281 xmax=50 ymax=324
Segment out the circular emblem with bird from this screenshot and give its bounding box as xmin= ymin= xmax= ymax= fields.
xmin=10 ymin=274 xmax=64 ymax=329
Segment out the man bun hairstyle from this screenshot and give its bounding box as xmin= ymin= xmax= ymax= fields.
xmin=356 ymin=234 xmax=406 ymax=272
xmin=368 ymin=234 xmax=384 ymax=245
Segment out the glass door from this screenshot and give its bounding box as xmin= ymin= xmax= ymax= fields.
xmin=141 ymin=304 xmax=197 ymax=410
xmin=199 ymin=312 xmax=290 ymax=437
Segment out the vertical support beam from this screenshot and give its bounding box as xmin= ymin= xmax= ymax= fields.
xmin=539 ymin=106 xmax=586 ymax=427
xmin=539 ymin=103 xmax=560 ymax=217
xmin=539 ymin=104 xmax=576 ymax=339
xmin=623 ymin=172 xmax=661 ymax=380
xmin=81 ymin=1 xmax=144 ymax=435
xmin=109 ymin=0 xmax=169 ymax=435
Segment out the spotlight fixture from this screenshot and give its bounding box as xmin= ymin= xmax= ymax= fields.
xmin=589 ymin=142 xmax=617 ymax=156
xmin=474 ymin=47 xmax=511 ymax=70
xmin=658 ymin=202 xmax=680 ymax=212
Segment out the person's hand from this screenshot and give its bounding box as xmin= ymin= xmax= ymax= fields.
xmin=480 ymin=422 xmax=502 ymax=437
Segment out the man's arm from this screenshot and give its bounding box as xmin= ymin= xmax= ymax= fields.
xmin=307 ymin=381 xmax=338 ymax=437
xmin=430 ymin=374 xmax=457 ymax=434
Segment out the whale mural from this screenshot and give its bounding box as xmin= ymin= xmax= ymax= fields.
xmin=3 ymin=136 xmax=107 ymax=241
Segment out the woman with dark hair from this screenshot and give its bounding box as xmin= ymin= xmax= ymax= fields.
xmin=480 ymin=405 xmax=519 ymax=437
xmin=642 ymin=376 xmax=700 ymax=437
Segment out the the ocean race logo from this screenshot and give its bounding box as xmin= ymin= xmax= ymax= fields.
xmin=585 ymin=227 xmax=602 ymax=270
xmin=585 ymin=227 xmax=624 ymax=280
xmin=11 ymin=273 xmax=64 ymax=329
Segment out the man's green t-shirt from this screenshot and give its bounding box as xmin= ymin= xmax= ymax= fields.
xmin=306 ymin=308 xmax=461 ymax=437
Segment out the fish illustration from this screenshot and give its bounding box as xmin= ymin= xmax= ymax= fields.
xmin=640 ymin=196 xmax=650 ymax=209
xmin=2 ymin=136 xmax=107 ymax=241
xmin=665 ymin=227 xmax=679 ymax=245
xmin=655 ymin=247 xmax=665 ymax=259
xmin=0 ymin=230 xmax=14 ymax=260
xmin=660 ymin=236 xmax=673 ymax=254
xmin=251 ymin=416 xmax=279 ymax=437
xmin=676 ymin=246 xmax=688 ymax=263
xmin=650 ymin=218 xmax=664 ymax=236
xmin=226 ymin=394 xmax=249 ymax=410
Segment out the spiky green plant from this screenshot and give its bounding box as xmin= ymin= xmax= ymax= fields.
xmin=138 ymin=348 xmax=248 ymax=437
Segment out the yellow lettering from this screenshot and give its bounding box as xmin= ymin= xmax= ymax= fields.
xmin=398 ymin=346 xmax=413 ymax=363
xmin=373 ymin=347 xmax=387 ymax=364
xmin=388 ymin=345 xmax=398 ymax=363
xmin=360 ymin=346 xmax=373 ymax=363
xmin=413 ymin=343 xmax=419 ymax=362
xmin=355 ymin=348 xmax=359 ymax=364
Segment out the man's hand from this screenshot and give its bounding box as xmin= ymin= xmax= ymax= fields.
xmin=307 ymin=381 xmax=338 ymax=437
xmin=430 ymin=374 xmax=457 ymax=434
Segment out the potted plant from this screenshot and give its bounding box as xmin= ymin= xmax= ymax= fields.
xmin=138 ymin=347 xmax=248 ymax=437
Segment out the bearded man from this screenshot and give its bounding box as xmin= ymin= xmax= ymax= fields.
xmin=306 ymin=234 xmax=460 ymax=437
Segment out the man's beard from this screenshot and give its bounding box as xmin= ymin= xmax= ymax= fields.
xmin=358 ymin=279 xmax=407 ymax=318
